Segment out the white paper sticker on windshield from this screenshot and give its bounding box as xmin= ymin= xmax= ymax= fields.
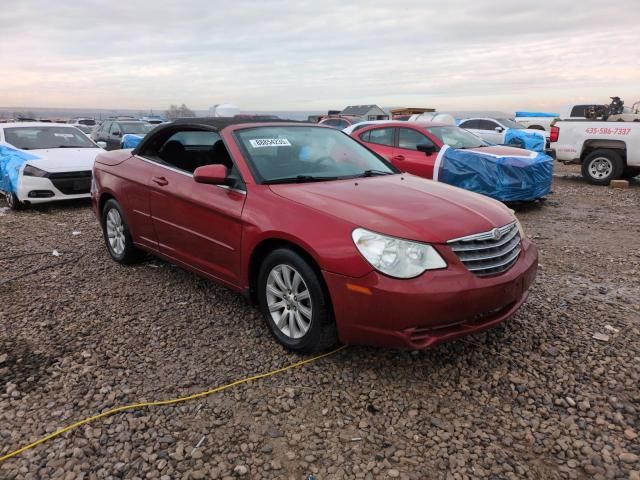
xmin=249 ymin=138 xmax=291 ymax=148
xmin=54 ymin=133 xmax=74 ymax=138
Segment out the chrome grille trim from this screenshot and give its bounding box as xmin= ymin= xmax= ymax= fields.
xmin=448 ymin=222 xmax=521 ymax=277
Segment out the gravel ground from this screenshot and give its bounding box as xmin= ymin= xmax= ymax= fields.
xmin=1 ymin=165 xmax=639 ymax=480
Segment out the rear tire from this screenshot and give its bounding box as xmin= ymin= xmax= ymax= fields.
xmin=101 ymin=199 xmax=144 ymax=264
xmin=257 ymin=248 xmax=338 ymax=353
xmin=581 ymin=149 xmax=624 ymax=185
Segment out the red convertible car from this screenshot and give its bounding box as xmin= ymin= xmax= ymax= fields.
xmin=92 ymin=119 xmax=538 ymax=353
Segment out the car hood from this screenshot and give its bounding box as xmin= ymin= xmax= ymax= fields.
xmin=26 ymin=148 xmax=103 ymax=173
xmin=269 ymin=174 xmax=514 ymax=244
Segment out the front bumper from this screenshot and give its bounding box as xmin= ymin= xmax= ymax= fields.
xmin=17 ymin=172 xmax=91 ymax=204
xmin=323 ymin=239 xmax=538 ymax=349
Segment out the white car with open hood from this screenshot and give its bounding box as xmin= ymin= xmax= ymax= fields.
xmin=0 ymin=122 xmax=105 ymax=209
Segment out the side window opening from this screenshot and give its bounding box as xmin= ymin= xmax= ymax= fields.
xmin=398 ymin=128 xmax=433 ymax=151
xmin=143 ymin=128 xmax=245 ymax=190
xmin=367 ymin=128 xmax=394 ymax=147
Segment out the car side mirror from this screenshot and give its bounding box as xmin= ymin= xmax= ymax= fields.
xmin=96 ymin=141 xmax=107 ymax=149
xmin=113 ymin=131 xmax=121 ymax=137
xmin=416 ymin=143 xmax=437 ymax=155
xmin=494 ymin=126 xmax=504 ymax=132
xmin=194 ymin=164 xmax=228 ymax=185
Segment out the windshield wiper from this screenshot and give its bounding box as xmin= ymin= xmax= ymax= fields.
xmin=54 ymin=145 xmax=94 ymax=148
xmin=264 ymin=175 xmax=339 ymax=184
xmin=360 ymin=169 xmax=394 ymax=177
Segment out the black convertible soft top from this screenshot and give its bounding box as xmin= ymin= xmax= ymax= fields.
xmin=134 ymin=117 xmax=310 ymax=154
xmin=171 ymin=116 xmax=308 ymax=129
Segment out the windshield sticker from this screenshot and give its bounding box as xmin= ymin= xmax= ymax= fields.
xmin=54 ymin=133 xmax=75 ymax=138
xmin=249 ymin=138 xmax=291 ymax=148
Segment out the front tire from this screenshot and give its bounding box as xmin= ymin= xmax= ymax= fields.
xmin=101 ymin=199 xmax=144 ymax=264
xmin=257 ymin=248 xmax=337 ymax=353
xmin=4 ymin=191 xmax=23 ymax=210
xmin=581 ymin=149 xmax=624 ymax=185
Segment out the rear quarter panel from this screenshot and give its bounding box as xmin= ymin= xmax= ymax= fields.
xmin=553 ymin=121 xmax=640 ymax=165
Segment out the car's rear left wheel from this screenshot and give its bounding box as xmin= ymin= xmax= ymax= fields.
xmin=102 ymin=199 xmax=144 ymax=264
xmin=257 ymin=248 xmax=338 ymax=353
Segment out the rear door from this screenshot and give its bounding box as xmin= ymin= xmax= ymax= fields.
xmin=392 ymin=127 xmax=438 ymax=179
xmin=144 ymin=130 xmax=246 ymax=286
xmin=357 ymin=127 xmax=395 ymax=161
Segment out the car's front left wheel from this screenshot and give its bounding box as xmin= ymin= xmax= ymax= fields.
xmin=257 ymin=248 xmax=338 ymax=353
xmin=101 ymin=199 xmax=144 ymax=264
xmin=4 ymin=191 xmax=24 ymax=210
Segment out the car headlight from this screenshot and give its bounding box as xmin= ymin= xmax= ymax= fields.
xmin=509 ymin=209 xmax=525 ymax=238
xmin=23 ymin=164 xmax=48 ymax=177
xmin=352 ymin=228 xmax=447 ymax=279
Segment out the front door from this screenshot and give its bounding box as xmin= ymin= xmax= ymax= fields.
xmin=145 ymin=131 xmax=246 ymax=286
xmin=392 ymin=127 xmax=437 ymax=179
xmin=148 ymin=166 xmax=246 ymax=286
xmin=107 ymin=122 xmax=122 ymax=150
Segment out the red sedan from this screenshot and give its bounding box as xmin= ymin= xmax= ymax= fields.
xmin=91 ymin=119 xmax=538 ymax=353
xmin=348 ymin=120 xmax=530 ymax=179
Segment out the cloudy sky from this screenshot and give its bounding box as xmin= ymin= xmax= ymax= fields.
xmin=2 ymin=0 xmax=639 ymax=113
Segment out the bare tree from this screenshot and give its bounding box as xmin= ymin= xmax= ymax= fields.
xmin=164 ymin=104 xmax=195 ymax=120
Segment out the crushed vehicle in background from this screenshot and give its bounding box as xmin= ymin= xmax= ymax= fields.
xmin=351 ymin=121 xmax=553 ymax=202
xmin=0 ymin=123 xmax=104 ymax=209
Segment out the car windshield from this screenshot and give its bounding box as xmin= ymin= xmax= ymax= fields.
xmin=120 ymin=122 xmax=153 ymax=134
xmin=235 ymin=126 xmax=398 ymax=183
xmin=496 ymin=118 xmax=525 ymax=129
xmin=4 ymin=126 xmax=96 ymax=150
xmin=425 ymin=126 xmax=488 ymax=149
xmin=78 ymin=119 xmax=96 ymax=126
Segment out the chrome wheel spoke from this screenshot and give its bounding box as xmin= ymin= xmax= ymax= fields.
xmin=288 ymin=312 xmax=297 ymax=337
xmin=266 ymin=283 xmax=283 ymax=298
xmin=297 ymin=290 xmax=310 ymax=301
xmin=291 ymin=272 xmax=302 ymax=292
xmin=298 ymin=304 xmax=312 ymax=320
xmin=282 ymin=265 xmax=293 ymax=290
xmin=295 ymin=310 xmax=309 ymax=334
xmin=269 ymin=300 xmax=286 ymax=312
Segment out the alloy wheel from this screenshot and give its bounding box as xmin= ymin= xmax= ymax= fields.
xmin=266 ymin=264 xmax=312 ymax=339
xmin=105 ymin=208 xmax=126 ymax=256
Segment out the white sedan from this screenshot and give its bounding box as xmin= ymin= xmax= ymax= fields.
xmin=0 ymin=122 xmax=105 ymax=209
xmin=458 ymin=117 xmax=550 ymax=148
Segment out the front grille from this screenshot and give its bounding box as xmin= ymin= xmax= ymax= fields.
xmin=448 ymin=222 xmax=521 ymax=277
xmin=48 ymin=171 xmax=92 ymax=195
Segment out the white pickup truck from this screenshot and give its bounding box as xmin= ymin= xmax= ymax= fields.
xmin=551 ymin=121 xmax=640 ymax=184
xmin=516 ymin=101 xmax=640 ymax=132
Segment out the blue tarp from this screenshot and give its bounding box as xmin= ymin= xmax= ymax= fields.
xmin=0 ymin=144 xmax=40 ymax=195
xmin=434 ymin=145 xmax=554 ymax=202
xmin=504 ymin=129 xmax=546 ymax=152
xmin=121 ymin=134 xmax=144 ymax=149
xmin=515 ymin=111 xmax=558 ymax=118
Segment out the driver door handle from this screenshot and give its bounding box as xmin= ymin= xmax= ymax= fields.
xmin=152 ymin=176 xmax=168 ymax=186
xmin=392 ymin=155 xmax=405 ymax=161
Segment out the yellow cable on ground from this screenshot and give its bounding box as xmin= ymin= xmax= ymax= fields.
xmin=0 ymin=345 xmax=349 ymax=464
